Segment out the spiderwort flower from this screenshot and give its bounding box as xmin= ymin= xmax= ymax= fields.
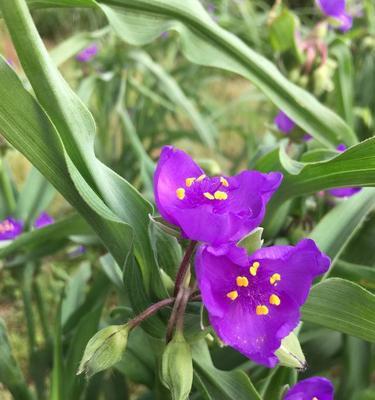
xmin=328 ymin=144 xmax=361 ymax=198
xmin=0 ymin=217 xmax=23 ymax=240
xmin=274 ymin=111 xmax=312 ymax=141
xmin=34 ymin=212 xmax=54 ymax=229
xmin=274 ymin=111 xmax=295 ymax=134
xmin=154 ymin=146 xmax=283 ymax=245
xmin=195 ymin=239 xmax=330 ymax=367
xmin=316 ymin=0 xmax=353 ymax=32
xmin=76 ymin=44 xmax=98 ymax=63
xmin=284 ymin=376 xmax=334 ymax=399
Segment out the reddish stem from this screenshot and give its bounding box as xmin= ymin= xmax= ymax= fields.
xmin=173 ymin=240 xmax=197 ymax=297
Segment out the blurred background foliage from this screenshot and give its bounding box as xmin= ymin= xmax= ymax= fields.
xmin=0 ymin=0 xmax=374 ymax=399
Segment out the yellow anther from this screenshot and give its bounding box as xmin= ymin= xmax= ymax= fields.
xmin=185 ymin=177 xmax=196 ymax=187
xmin=214 ymin=190 xmax=228 ymax=200
xmin=249 ymin=261 xmax=260 ymax=276
xmin=270 ymin=273 xmax=281 ymax=285
xmin=176 ymin=188 xmax=185 ymax=200
xmin=256 ymin=305 xmax=269 ymax=316
xmin=203 ymin=192 xmax=215 ymax=200
xmin=227 ymin=290 xmax=238 ymax=301
xmin=220 ymin=177 xmax=229 ymax=187
xmin=269 ymin=294 xmax=281 ymax=306
xmin=197 ymin=174 xmax=206 ymax=182
xmin=236 ymin=276 xmax=249 ymax=287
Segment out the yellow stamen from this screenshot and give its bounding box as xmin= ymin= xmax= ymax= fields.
xmin=236 ymin=276 xmax=249 ymax=287
xmin=176 ymin=188 xmax=185 ymax=200
xmin=269 ymin=294 xmax=281 ymax=306
xmin=270 ymin=273 xmax=281 ymax=285
xmin=214 ymin=190 xmax=228 ymax=200
xmin=197 ymin=174 xmax=206 ymax=182
xmin=203 ymin=192 xmax=215 ymax=200
xmin=249 ymin=261 xmax=260 ymax=276
xmin=256 ymin=305 xmax=269 ymax=316
xmin=185 ymin=177 xmax=196 ymax=187
xmin=220 ymin=177 xmax=229 ymax=187
xmin=227 ymin=290 xmax=238 ymax=301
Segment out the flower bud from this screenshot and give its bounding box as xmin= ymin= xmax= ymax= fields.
xmin=161 ymin=332 xmax=193 ymax=400
xmin=78 ymin=324 xmax=129 ymax=378
xmin=275 ymin=329 xmax=306 ymax=369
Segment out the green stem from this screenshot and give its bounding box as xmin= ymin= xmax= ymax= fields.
xmin=20 ymin=263 xmax=37 ymax=353
xmin=33 ymin=278 xmax=52 ymax=344
xmin=0 ymin=157 xmax=16 ymax=214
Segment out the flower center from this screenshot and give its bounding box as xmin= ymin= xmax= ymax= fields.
xmin=0 ymin=220 xmax=15 ymax=234
xmin=175 ymin=174 xmax=231 ymax=208
xmin=225 ymin=261 xmax=283 ymax=316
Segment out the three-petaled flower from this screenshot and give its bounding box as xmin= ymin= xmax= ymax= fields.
xmin=316 ymin=0 xmax=352 ymax=32
xmin=0 ymin=217 xmax=23 ymax=240
xmin=195 ymin=239 xmax=330 ymax=367
xmin=284 ymin=376 xmax=334 ymax=399
xmin=154 ymin=146 xmax=283 ymax=245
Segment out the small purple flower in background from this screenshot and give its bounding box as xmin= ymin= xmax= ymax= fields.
xmin=328 ymin=144 xmax=362 ymax=198
xmin=316 ymin=0 xmax=353 ymax=32
xmin=284 ymin=376 xmax=334 ymax=399
xmin=274 ymin=111 xmax=312 ymax=141
xmin=154 ymin=146 xmax=282 ymax=245
xmin=195 ymin=239 xmax=330 ymax=367
xmin=34 ymin=212 xmax=54 ymax=229
xmin=76 ymin=44 xmax=98 ymax=63
xmin=274 ymin=111 xmax=296 ymax=134
xmin=68 ymin=245 xmax=86 ymax=259
xmin=0 ymin=217 xmax=23 ymax=240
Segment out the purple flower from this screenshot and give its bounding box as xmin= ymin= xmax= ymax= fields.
xmin=154 ymin=146 xmax=282 ymax=245
xmin=274 ymin=111 xmax=312 ymax=141
xmin=328 ymin=144 xmax=362 ymax=198
xmin=195 ymin=239 xmax=330 ymax=367
xmin=284 ymin=376 xmax=334 ymax=399
xmin=76 ymin=44 xmax=98 ymax=63
xmin=34 ymin=212 xmax=54 ymax=229
xmin=316 ymin=0 xmax=353 ymax=32
xmin=0 ymin=217 xmax=23 ymax=240
xmin=274 ymin=111 xmax=295 ymax=134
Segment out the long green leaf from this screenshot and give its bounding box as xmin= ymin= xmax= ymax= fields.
xmin=266 ymin=138 xmax=375 ymax=218
xmin=0 ymin=0 xmax=159 ymax=289
xmin=309 ymin=188 xmax=375 ymax=272
xmin=27 ymin=0 xmax=356 ymax=146
xmin=302 ymin=278 xmax=375 ymax=343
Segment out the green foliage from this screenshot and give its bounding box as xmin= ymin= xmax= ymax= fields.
xmin=0 ymin=0 xmax=374 ymax=399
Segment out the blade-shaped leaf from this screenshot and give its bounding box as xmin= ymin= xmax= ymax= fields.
xmin=302 ymin=278 xmax=375 ymax=342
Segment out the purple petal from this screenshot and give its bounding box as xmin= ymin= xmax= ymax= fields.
xmin=336 ymin=143 xmax=347 ymax=152
xmin=34 ymin=212 xmax=54 ymax=229
xmin=76 ymin=44 xmax=99 ymax=62
xmin=284 ymin=376 xmax=334 ymax=400
xmin=316 ymin=0 xmax=352 ymax=31
xmin=154 ymin=146 xmax=282 ymax=245
xmin=195 ymin=240 xmax=330 ymax=367
xmin=274 ymin=111 xmax=295 ymax=134
xmin=154 ymin=146 xmax=204 ymax=226
xmin=328 ymin=187 xmax=361 ymax=198
xmin=302 ymin=134 xmax=313 ymax=142
xmin=0 ymin=217 xmax=23 ymax=240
